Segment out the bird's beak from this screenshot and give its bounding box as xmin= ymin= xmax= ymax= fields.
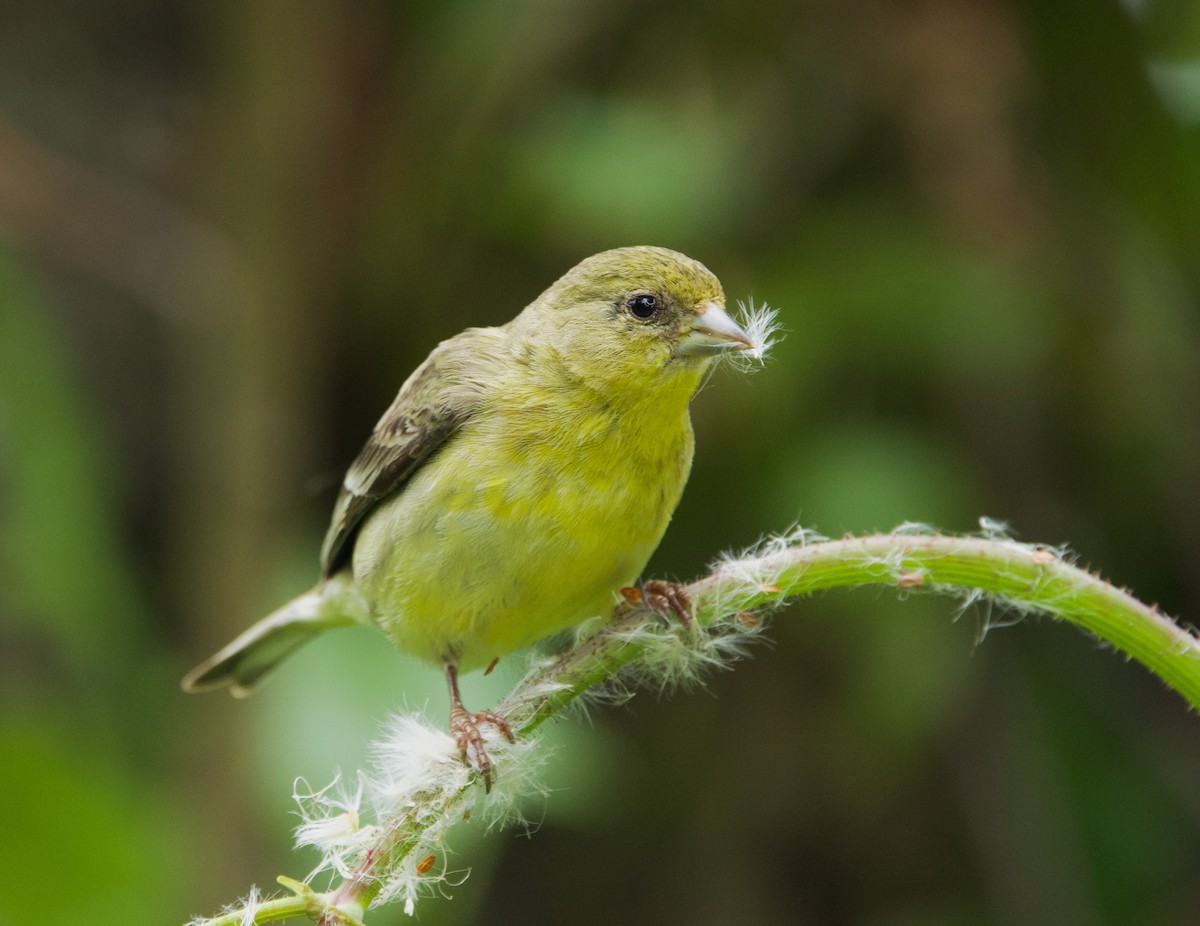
xmin=677 ymin=301 xmax=755 ymax=356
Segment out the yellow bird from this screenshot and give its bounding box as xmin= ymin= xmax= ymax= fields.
xmin=183 ymin=246 xmax=758 ymax=785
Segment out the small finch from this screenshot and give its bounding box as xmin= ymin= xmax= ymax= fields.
xmin=183 ymin=246 xmax=764 ymax=787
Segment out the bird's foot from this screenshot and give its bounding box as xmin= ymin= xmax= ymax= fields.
xmin=449 ymin=705 xmax=515 ymax=792
xmin=621 ymin=580 xmax=694 ymax=628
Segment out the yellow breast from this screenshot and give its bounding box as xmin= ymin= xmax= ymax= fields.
xmin=351 ymin=383 xmax=695 ymax=671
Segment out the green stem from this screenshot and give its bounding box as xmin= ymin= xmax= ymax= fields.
xmin=193 ymin=888 xmax=319 ymax=925
xmin=721 ymin=533 xmax=1200 ymax=707
xmin=190 ymin=530 xmax=1200 ymax=925
xmin=194 ymin=899 xmax=305 ymax=926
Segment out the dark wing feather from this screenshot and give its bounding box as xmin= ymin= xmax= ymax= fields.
xmin=319 ymin=329 xmax=499 ymax=576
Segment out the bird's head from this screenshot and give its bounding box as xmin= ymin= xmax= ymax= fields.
xmin=517 ymin=246 xmax=755 ymax=399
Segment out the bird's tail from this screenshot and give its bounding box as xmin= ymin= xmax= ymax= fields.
xmin=181 ymin=575 xmax=364 ymax=697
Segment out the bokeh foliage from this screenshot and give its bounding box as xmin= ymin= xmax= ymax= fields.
xmin=1 ymin=1 xmax=1198 ymax=924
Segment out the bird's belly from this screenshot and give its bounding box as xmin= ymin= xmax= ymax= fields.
xmin=352 ymin=413 xmax=690 ymax=671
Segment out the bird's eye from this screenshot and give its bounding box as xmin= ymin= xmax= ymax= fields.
xmin=627 ymin=293 xmax=659 ymax=320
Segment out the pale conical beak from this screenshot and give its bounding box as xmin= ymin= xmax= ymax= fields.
xmin=677 ymin=301 xmax=755 ymax=355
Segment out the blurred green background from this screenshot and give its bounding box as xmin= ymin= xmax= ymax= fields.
xmin=2 ymin=1 xmax=1199 ymax=923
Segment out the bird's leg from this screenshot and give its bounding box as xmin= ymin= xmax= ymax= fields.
xmin=620 ymin=580 xmax=694 ymax=628
xmin=445 ymin=662 xmax=514 ymax=792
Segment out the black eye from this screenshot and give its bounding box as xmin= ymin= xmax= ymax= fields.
xmin=627 ymin=293 xmax=659 ymax=320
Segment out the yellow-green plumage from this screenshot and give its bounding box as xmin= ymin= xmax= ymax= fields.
xmin=183 ymin=246 xmax=753 ymax=734
xmin=354 ymin=361 xmax=697 ymax=670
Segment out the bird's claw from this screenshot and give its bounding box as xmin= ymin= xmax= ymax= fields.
xmin=622 ymin=580 xmax=694 ymax=628
xmin=449 ymin=705 xmax=515 ymax=792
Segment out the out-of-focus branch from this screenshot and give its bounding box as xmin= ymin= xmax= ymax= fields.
xmin=0 ymin=119 xmax=238 ymax=318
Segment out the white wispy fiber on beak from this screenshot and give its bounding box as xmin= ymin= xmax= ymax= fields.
xmin=731 ymin=298 xmax=781 ymax=364
xmin=677 ymin=298 xmax=780 ymax=366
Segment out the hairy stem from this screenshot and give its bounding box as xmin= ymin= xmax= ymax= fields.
xmin=189 ymin=529 xmax=1200 ymax=925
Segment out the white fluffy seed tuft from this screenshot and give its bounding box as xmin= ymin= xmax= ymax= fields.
xmin=238 ymin=886 xmax=262 ymax=926
xmin=366 ymin=713 xmax=471 ymax=813
xmin=707 ymin=525 xmax=827 ymax=615
xmin=293 ymin=773 xmax=378 ymax=880
xmin=187 ymin=885 xmax=263 ymax=926
xmin=290 ymin=711 xmax=545 ymax=916
xmin=601 ymin=599 xmax=771 ymax=697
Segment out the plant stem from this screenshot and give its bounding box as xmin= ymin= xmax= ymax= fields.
xmin=190 ymin=530 xmax=1200 ymax=925
xmin=703 ymin=533 xmax=1200 ymax=707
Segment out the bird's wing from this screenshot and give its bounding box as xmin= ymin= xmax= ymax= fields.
xmin=320 ymin=327 xmax=503 ymax=576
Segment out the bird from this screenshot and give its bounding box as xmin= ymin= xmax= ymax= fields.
xmin=182 ymin=246 xmax=758 ymax=788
